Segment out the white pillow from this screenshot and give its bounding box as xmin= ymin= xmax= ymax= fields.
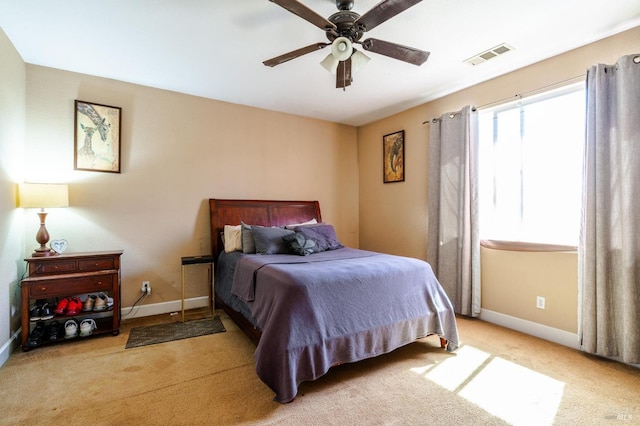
xmin=284 ymin=218 xmax=317 ymax=229
xmin=224 ymin=225 xmax=242 ymax=253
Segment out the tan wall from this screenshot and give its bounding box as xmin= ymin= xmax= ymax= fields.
xmin=0 ymin=28 xmax=27 ymax=358
xmin=358 ymin=26 xmax=640 ymax=333
xmin=23 ymin=66 xmax=359 ymax=308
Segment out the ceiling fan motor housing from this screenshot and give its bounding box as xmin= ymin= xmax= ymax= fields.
xmin=326 ymin=11 xmax=362 ymax=42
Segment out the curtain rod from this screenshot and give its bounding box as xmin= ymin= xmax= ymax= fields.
xmin=422 ymin=73 xmax=585 ymax=124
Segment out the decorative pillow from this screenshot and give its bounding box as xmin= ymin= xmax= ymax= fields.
xmin=252 ymin=226 xmax=294 ymax=255
xmin=284 ymin=218 xmax=318 ymax=230
xmin=294 ymin=224 xmax=343 ymax=251
xmin=241 ymin=222 xmax=256 ymax=254
xmin=223 ymin=225 xmax=242 ymax=253
xmin=282 ymin=232 xmax=317 ymax=256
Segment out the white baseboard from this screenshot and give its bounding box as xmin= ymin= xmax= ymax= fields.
xmin=0 ymin=328 xmax=21 ymax=368
xmin=121 ymin=296 xmax=211 ymax=320
xmin=479 ymin=309 xmax=580 ymax=350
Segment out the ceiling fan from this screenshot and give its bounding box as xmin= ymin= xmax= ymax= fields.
xmin=263 ymin=0 xmax=430 ymax=89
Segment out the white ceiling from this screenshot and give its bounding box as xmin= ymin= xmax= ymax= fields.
xmin=1 ymin=0 xmax=639 ymax=126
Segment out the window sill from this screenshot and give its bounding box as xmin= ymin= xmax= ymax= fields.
xmin=480 ymin=240 xmax=577 ymax=252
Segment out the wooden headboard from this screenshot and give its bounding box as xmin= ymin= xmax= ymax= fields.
xmin=208 ymin=199 xmax=322 ymax=263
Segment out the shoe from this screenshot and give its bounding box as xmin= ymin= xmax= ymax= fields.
xmin=93 ymin=293 xmax=108 ymax=312
xmin=47 ymin=321 xmax=62 ymax=341
xmin=82 ymin=295 xmax=96 ymax=312
xmin=79 ymin=319 xmax=97 ymax=337
xmin=54 ymin=297 xmax=70 ymax=315
xmin=65 ymin=297 xmax=83 ymax=316
xmin=29 ymin=304 xmax=43 ymax=322
xmin=64 ymin=319 xmax=78 ymax=339
xmin=40 ymin=303 xmax=54 ymax=320
xmin=107 ymin=297 xmax=114 ymax=309
xmin=27 ymin=322 xmax=46 ymax=347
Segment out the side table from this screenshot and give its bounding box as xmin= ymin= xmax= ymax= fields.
xmin=181 ymin=255 xmax=214 ymax=322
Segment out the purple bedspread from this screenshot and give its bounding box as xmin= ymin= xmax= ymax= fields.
xmin=231 ymin=248 xmax=459 ymax=403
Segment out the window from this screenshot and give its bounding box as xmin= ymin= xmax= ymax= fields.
xmin=478 ymin=84 xmax=585 ymax=246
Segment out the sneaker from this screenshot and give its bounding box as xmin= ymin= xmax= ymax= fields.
xmin=93 ymin=293 xmax=108 ymax=312
xmin=65 ymin=297 xmax=83 ymax=316
xmin=29 ymin=304 xmax=43 ymax=322
xmin=54 ymin=297 xmax=70 ymax=315
xmin=47 ymin=321 xmax=62 ymax=341
xmin=79 ymin=319 xmax=97 ymax=337
xmin=27 ymin=322 xmax=46 ymax=347
xmin=82 ymin=295 xmax=96 ymax=312
xmin=64 ymin=319 xmax=78 ymax=339
xmin=40 ymin=303 xmax=54 ymax=320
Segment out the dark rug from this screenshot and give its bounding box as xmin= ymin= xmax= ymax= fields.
xmin=125 ymin=316 xmax=226 ymax=349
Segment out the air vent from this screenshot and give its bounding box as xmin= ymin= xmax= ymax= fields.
xmin=464 ymin=43 xmax=514 ymax=66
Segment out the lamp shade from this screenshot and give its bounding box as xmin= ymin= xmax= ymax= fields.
xmin=18 ymin=183 xmax=69 ymax=208
xmin=351 ymin=49 xmax=371 ymax=74
xmin=320 ymin=53 xmax=340 ymax=74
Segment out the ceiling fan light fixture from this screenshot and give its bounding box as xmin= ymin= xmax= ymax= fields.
xmin=351 ymin=49 xmax=370 ymax=73
xmin=321 ymin=36 xmax=354 ymax=74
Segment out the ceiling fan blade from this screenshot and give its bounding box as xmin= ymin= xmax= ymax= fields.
xmin=263 ymin=42 xmax=330 ymax=67
xmin=354 ymin=0 xmax=422 ymax=32
xmin=361 ymin=38 xmax=430 ymax=66
xmin=336 ymin=58 xmax=352 ymax=89
xmin=269 ymin=0 xmax=337 ymax=32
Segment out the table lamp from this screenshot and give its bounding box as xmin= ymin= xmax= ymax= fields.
xmin=18 ymin=183 xmax=69 ymax=257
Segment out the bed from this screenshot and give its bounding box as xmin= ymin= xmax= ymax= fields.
xmin=209 ymin=199 xmax=459 ymax=403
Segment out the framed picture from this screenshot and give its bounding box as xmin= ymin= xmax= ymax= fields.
xmin=383 ymin=130 xmax=405 ymax=183
xmin=74 ymin=100 xmax=121 ymax=173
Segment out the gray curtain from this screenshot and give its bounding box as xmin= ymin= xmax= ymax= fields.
xmin=427 ymin=106 xmax=481 ymax=317
xmin=579 ymin=54 xmax=640 ymax=363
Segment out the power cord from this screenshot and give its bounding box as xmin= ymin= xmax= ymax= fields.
xmin=120 ymin=292 xmax=148 ymax=318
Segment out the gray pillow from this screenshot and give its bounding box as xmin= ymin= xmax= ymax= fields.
xmin=294 ymin=224 xmax=343 ymax=251
xmin=252 ymin=226 xmax=294 ymax=255
xmin=241 ymin=222 xmax=255 ymax=254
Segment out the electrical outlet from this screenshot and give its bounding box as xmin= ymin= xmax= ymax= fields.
xmin=536 ymin=296 xmax=545 ymax=309
xmin=142 ymin=281 xmax=151 ymax=295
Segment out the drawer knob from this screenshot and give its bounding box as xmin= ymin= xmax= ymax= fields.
xmin=40 ymin=286 xmax=47 ymax=291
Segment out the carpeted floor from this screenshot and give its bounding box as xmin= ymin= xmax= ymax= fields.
xmin=125 ymin=316 xmax=225 ymax=349
xmin=1 ymin=310 xmax=639 ymax=425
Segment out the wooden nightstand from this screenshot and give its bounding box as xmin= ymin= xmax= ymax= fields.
xmin=21 ymin=250 xmax=123 ymax=351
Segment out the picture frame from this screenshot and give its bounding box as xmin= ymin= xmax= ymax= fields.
xmin=74 ymin=100 xmax=121 ymax=173
xmin=383 ymin=130 xmax=405 ymax=183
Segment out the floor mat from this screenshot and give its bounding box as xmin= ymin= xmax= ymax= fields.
xmin=125 ymin=316 xmax=226 ymax=349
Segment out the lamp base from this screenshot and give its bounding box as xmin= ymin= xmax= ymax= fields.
xmin=32 ymin=246 xmax=57 ymax=257
xmin=32 ymin=211 xmax=58 ymax=257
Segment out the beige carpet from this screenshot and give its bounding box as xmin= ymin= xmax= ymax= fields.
xmin=1 ymin=310 xmax=639 ymax=425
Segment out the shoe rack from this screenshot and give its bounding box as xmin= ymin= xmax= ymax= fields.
xmin=20 ymin=250 xmax=123 ymax=351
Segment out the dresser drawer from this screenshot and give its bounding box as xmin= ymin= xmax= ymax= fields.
xmin=32 ymin=260 xmax=77 ymax=275
xmin=27 ymin=273 xmax=117 ymax=298
xmin=78 ymin=257 xmax=117 ymax=272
